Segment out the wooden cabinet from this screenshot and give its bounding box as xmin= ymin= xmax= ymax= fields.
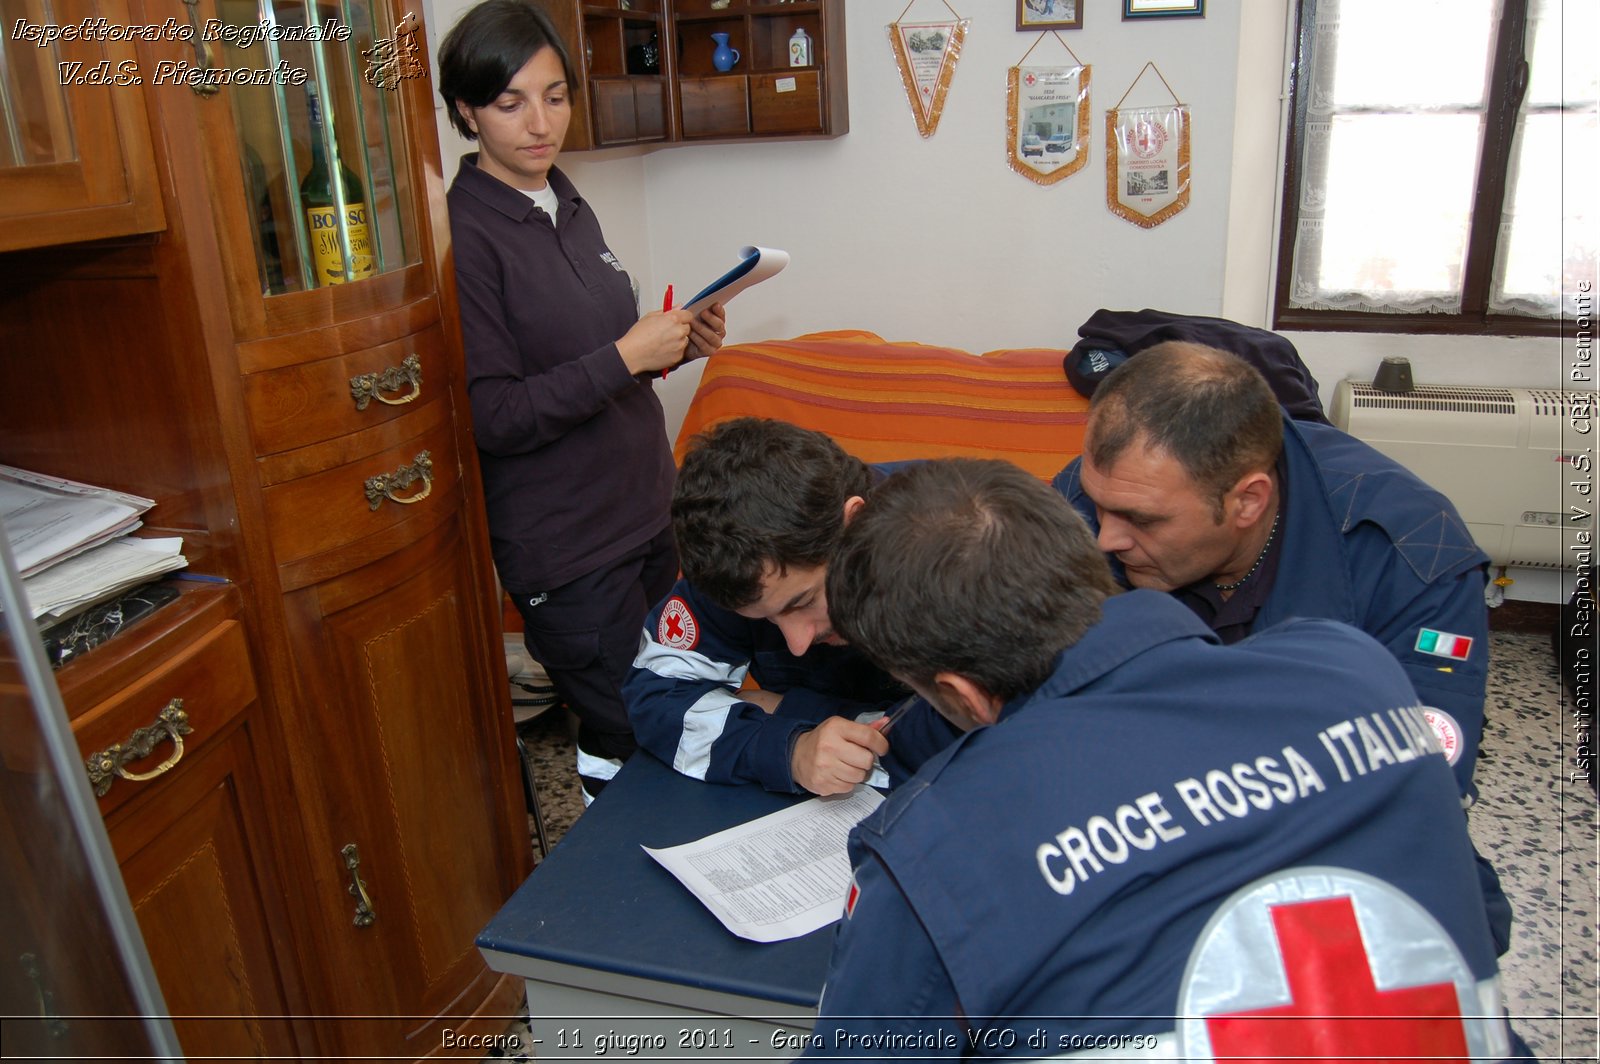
xmin=552 ymin=0 xmax=847 ymax=150
xmin=278 ymin=515 xmax=516 ymax=1041
xmin=74 ymin=604 xmax=305 ymax=1060
xmin=0 ymin=1 xmax=532 ymax=1060
xmin=671 ymin=0 xmax=847 ymax=140
xmin=548 ymin=0 xmax=671 ymax=149
xmin=0 ymin=0 xmax=165 ymax=251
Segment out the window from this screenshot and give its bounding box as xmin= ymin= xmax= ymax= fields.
xmin=1275 ymin=0 xmax=1597 ymax=334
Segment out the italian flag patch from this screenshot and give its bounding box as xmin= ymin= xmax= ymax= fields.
xmin=1415 ymin=628 xmax=1473 ymax=660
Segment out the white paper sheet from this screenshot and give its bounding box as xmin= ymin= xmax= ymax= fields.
xmin=23 ymin=536 xmax=186 ymax=621
xmin=643 ymin=786 xmax=884 ymax=943
xmin=682 ymin=245 xmax=790 ymax=314
xmin=0 ymin=465 xmax=154 ymax=576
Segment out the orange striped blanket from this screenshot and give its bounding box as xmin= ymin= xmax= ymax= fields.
xmin=673 ymin=330 xmax=1091 ymax=481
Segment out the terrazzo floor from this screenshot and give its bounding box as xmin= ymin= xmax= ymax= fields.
xmin=486 ymin=629 xmax=1599 ymax=1061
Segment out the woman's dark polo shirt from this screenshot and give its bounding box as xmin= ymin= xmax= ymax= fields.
xmin=447 ymin=154 xmax=674 ymax=592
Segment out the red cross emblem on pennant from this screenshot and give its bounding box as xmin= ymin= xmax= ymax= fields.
xmin=1206 ymin=896 xmax=1469 ymax=1063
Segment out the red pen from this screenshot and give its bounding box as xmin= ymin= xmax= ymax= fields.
xmin=660 ymin=284 xmax=674 ymax=379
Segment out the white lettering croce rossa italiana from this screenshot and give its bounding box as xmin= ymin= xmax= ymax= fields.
xmin=1036 ymin=706 xmax=1445 ymax=896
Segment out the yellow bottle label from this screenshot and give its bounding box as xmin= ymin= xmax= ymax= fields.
xmin=306 ymin=202 xmax=375 ymax=286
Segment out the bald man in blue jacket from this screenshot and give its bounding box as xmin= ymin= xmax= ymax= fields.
xmin=1052 ymin=341 xmax=1508 ymax=952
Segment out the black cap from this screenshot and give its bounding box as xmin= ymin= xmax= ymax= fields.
xmin=1064 ymin=341 xmax=1130 ymax=398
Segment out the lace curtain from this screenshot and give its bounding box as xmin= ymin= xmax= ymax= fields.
xmin=1285 ymin=0 xmax=1593 ymax=319
xmin=1488 ymin=0 xmax=1598 ymax=316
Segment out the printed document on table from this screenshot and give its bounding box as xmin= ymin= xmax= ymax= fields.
xmin=643 ymin=786 xmax=883 ymax=942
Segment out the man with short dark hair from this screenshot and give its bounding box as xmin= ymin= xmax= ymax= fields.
xmin=1053 ymin=340 xmax=1511 ymax=951
xmin=811 ymin=458 xmax=1523 ymax=1059
xmin=625 ymin=418 xmax=950 ymax=796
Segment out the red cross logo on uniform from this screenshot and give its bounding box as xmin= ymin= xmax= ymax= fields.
xmin=657 ymin=597 xmax=699 ymax=651
xmin=1177 ymin=868 xmax=1501 ymax=1063
xmin=1206 ymin=896 xmax=1469 ymax=1062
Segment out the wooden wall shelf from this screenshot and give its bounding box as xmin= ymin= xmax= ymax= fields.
xmin=550 ymin=0 xmax=846 ymax=150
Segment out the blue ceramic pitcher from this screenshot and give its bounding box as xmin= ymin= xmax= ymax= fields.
xmin=711 ymin=32 xmax=740 ymax=72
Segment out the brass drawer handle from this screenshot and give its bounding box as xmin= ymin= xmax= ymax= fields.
xmin=341 ymin=844 xmax=377 ymax=928
xmin=364 ymin=450 xmax=433 ymax=510
xmin=85 ymin=700 xmax=192 ymax=797
xmin=350 ymin=354 xmax=423 ymax=410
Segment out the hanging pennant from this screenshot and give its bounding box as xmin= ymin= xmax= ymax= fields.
xmin=1106 ymin=62 xmax=1191 ymax=227
xmin=889 ymin=1 xmax=970 ymax=138
xmin=1007 ymin=33 xmax=1090 ymax=185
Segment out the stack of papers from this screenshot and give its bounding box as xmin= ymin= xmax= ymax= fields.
xmin=0 ymin=465 xmax=186 ymax=623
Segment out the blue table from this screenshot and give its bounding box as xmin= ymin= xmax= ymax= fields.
xmin=477 ymin=752 xmax=835 ymax=1060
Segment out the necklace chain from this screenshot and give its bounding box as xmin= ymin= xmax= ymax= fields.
xmin=1214 ymin=511 xmax=1281 ymax=593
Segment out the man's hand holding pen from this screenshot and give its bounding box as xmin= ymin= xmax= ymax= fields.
xmin=790 ymin=696 xmax=918 ymax=797
xmin=792 ymin=714 xmax=890 ymax=797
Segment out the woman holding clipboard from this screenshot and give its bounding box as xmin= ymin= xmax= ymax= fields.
xmin=439 ymin=0 xmax=727 ymax=803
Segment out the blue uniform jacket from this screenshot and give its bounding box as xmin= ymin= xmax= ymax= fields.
xmin=625 ymin=579 xmax=955 ymax=793
xmin=806 ymin=592 xmax=1520 ymax=1061
xmin=1053 ymin=415 xmax=1491 ymax=798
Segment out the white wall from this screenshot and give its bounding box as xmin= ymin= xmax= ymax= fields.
xmin=627 ymin=3 xmax=1246 ymax=354
xmin=425 ymin=0 xmax=1572 ymax=599
xmin=429 ymin=0 xmax=1565 ymax=396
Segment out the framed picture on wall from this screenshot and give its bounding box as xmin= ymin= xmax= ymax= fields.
xmin=1122 ymin=0 xmax=1205 ymax=18
xmin=1017 ymin=0 xmax=1082 ymax=31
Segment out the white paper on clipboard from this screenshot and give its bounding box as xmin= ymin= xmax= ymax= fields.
xmin=682 ymin=245 xmax=790 ymax=314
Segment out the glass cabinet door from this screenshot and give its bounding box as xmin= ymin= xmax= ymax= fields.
xmin=0 ymin=2 xmax=75 ymax=170
xmin=213 ymin=0 xmax=421 ymax=296
xmin=0 ymin=0 xmax=163 ymax=250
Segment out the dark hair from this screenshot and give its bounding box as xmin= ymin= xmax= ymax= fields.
xmin=1086 ymin=342 xmax=1283 ymax=519
xmin=438 ymin=0 xmax=576 ymax=140
xmin=827 ymin=459 xmax=1119 ymax=701
xmin=672 ymin=418 xmax=871 ymax=610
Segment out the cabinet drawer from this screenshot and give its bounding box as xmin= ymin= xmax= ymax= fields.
xmin=752 ymin=71 xmax=823 ymax=134
xmin=591 ymin=79 xmax=639 ymax=143
xmin=634 ymin=78 xmax=668 ymax=141
xmin=72 ymin=620 xmax=257 ymax=819
xmin=680 ymin=76 xmax=751 ymax=138
xmin=243 ymin=324 xmax=448 ymax=457
xmin=591 ymin=77 xmax=671 ymax=145
xmin=260 ymin=400 xmax=462 ymax=576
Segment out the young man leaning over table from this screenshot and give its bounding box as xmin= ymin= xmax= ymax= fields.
xmin=623 ymin=417 xmax=956 ymax=797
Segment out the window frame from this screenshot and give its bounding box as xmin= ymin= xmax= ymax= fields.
xmin=1272 ymin=0 xmax=1565 ymax=337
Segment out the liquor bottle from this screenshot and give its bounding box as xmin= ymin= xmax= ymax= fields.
xmin=301 ymin=84 xmax=373 ymax=286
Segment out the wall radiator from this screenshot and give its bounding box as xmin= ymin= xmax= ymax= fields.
xmin=1329 ymin=381 xmax=1596 ymax=570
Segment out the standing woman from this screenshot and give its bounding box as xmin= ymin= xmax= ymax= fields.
xmin=439 ymin=0 xmax=727 ymax=802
